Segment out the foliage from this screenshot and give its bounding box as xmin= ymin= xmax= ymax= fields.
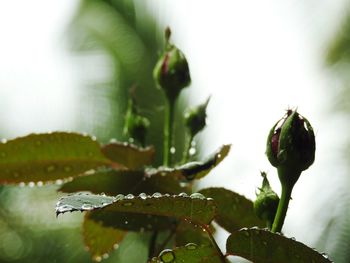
xmin=0 ymin=2 xmax=334 ymax=261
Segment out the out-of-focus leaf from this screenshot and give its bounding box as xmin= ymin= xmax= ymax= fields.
xmin=226 ymin=228 xmax=333 ymax=263
xmin=59 ymin=168 xmax=189 ymax=195
xmin=83 ymin=214 xmax=126 ymax=261
xmin=200 ymin=188 xmax=265 ymax=233
xmin=150 ymin=244 xmax=222 ymax=263
xmin=102 ymin=142 xmax=155 ymax=169
xmin=175 ymin=221 xmax=211 ymax=247
xmin=147 ymin=144 xmax=231 ymax=181
xmin=56 ymin=192 xmax=216 ymax=226
xmin=0 ymin=132 xmax=111 ymax=184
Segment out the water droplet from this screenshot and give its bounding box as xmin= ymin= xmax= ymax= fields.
xmin=139 ymin=193 xmax=147 ymax=199
xmin=124 ymin=220 xmax=129 ymax=225
xmin=46 ymin=165 xmax=56 ymax=173
xmin=159 ymin=249 xmax=175 ymax=262
xmin=113 ymin=244 xmax=119 ymax=250
xmin=91 ymin=136 xmax=97 ymax=141
xmin=217 ymin=154 xmax=222 ymax=159
xmin=290 ymin=237 xmax=296 ymax=241
xmin=115 ymin=194 xmax=125 ymax=201
xmin=152 ymin=192 xmax=162 ymax=198
xmin=206 ymin=197 xmax=214 ymax=201
xmin=128 ymin=138 xmax=134 ymax=143
xmin=28 ymin=182 xmax=35 ymax=188
xmin=189 ymin=147 xmax=196 ymax=156
xmin=19 ymin=182 xmax=25 ymax=187
xmin=1 ymin=138 xmax=7 ymax=144
xmin=190 ymin=193 xmax=205 ymax=200
xmin=102 ymin=253 xmax=109 ymax=259
xmin=100 ymin=192 xmax=106 ymax=196
xmin=0 ymin=152 xmax=6 ymax=158
xmin=81 ymin=204 xmax=93 ymax=210
xmin=37 ymin=181 xmax=43 ymax=187
xmin=185 ymin=243 xmax=198 ymax=250
xmin=123 ymin=202 xmax=133 ymax=207
xmin=64 ymin=166 xmax=72 ymax=172
xmin=93 ymin=255 xmax=102 ymax=262
xmin=55 ymin=179 xmax=63 ymax=185
xmin=178 ymin=192 xmax=188 ymax=198
xmin=109 ymin=138 xmax=117 ymax=143
xmin=170 ymin=147 xmax=176 ymax=154
xmin=125 ymin=194 xmax=134 ymax=200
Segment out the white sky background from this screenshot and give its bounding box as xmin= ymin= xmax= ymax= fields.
xmin=0 ymin=0 xmax=349 ymax=258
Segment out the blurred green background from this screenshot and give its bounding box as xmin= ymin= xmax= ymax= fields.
xmin=2 ymin=0 xmax=350 ymax=262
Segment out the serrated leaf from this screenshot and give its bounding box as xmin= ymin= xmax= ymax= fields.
xmin=200 ymin=188 xmax=264 ymax=233
xmin=0 ymin=132 xmax=112 ymax=184
xmin=147 ymin=144 xmax=231 ymax=181
xmin=226 ymin=228 xmax=333 ymax=263
xmin=59 ymin=168 xmax=189 ymax=195
xmin=56 ymin=192 xmax=216 ymax=226
xmin=175 ymin=221 xmax=211 ymax=247
xmin=102 ymin=142 xmax=155 ymax=169
xmin=83 ymin=214 xmax=126 ymax=261
xmin=151 ymin=244 xmax=222 ymax=263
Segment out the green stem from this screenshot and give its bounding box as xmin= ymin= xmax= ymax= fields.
xmin=181 ymin=133 xmax=193 ymax=164
xmin=148 ymin=231 xmax=158 ymax=259
xmin=163 ymin=98 xmax=175 ymax=166
xmin=202 ymin=224 xmax=227 ymax=263
xmin=271 ymin=184 xmax=293 ymax=233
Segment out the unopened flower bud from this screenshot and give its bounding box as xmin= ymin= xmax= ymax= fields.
xmin=184 ymin=97 xmax=210 ymax=137
xmin=124 ymin=98 xmax=150 ymax=146
xmin=153 ymin=29 xmax=191 ymax=101
xmin=266 ymin=110 xmax=315 ymax=187
xmin=254 ymin=172 xmax=279 ymax=228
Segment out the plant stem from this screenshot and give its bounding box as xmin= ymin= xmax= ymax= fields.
xmin=271 ymin=184 xmax=293 ymax=233
xmin=163 ymin=98 xmax=175 ymax=166
xmin=181 ymin=133 xmax=193 ymax=164
xmin=202 ymin=224 xmax=227 ymax=263
xmin=148 ymin=231 xmax=158 ymax=258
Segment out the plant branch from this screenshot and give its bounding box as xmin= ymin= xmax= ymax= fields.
xmin=163 ymin=98 xmax=175 ymax=166
xmin=202 ymin=224 xmax=227 ymax=263
xmin=271 ymin=184 xmax=293 ymax=233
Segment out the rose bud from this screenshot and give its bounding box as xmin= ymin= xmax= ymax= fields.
xmin=153 ymin=29 xmax=191 ymax=102
xmin=266 ymin=110 xmax=315 ymax=188
xmin=124 ymin=98 xmax=150 ymax=147
xmin=184 ymin=97 xmax=210 ymax=138
xmin=254 ymin=172 xmax=280 ymax=229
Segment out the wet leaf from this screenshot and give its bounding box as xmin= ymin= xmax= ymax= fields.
xmin=83 ymin=214 xmax=126 ymax=261
xmin=150 ymin=244 xmax=222 ymax=263
xmin=0 ymin=132 xmax=112 ymax=184
xmin=147 ymin=144 xmax=231 ymax=181
xmin=59 ymin=168 xmax=188 ymax=195
xmin=56 ymin=192 xmax=216 ymax=226
xmin=200 ymin=188 xmax=265 ymax=233
xmin=175 ymin=221 xmax=211 ymax=247
xmin=88 ymin=210 xmax=173 ymax=232
xmin=102 ymin=142 xmax=155 ymax=169
xmin=226 ymin=228 xmax=333 ymax=263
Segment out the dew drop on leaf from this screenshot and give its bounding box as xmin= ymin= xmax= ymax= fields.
xmin=139 ymin=193 xmax=147 ymax=200
xmin=159 ymin=249 xmax=175 ymax=262
xmin=178 ymin=192 xmax=188 ymax=198
xmin=28 ymin=182 xmax=35 ymax=188
xmin=93 ymin=255 xmax=102 ymax=262
xmin=170 ymin=147 xmax=176 ymax=154
xmin=115 ymin=194 xmax=125 ymax=201
xmin=185 ymin=243 xmax=198 ymax=250
xmin=125 ymin=194 xmax=135 ymax=200
xmin=190 ymin=193 xmax=205 ymax=200
xmin=152 ymin=192 xmax=162 ymax=198
xmin=81 ymin=204 xmax=93 ymax=210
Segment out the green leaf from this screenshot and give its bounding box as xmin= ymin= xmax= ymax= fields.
xmin=101 ymin=142 xmax=155 ymax=169
xmin=147 ymin=144 xmax=231 ymax=181
xmin=151 ymin=244 xmax=222 ymax=263
xmin=175 ymin=221 xmax=211 ymax=247
xmin=56 ymin=192 xmax=216 ymax=226
xmin=226 ymin=228 xmax=333 ymax=263
xmin=200 ymin=188 xmax=265 ymax=233
xmin=59 ymin=168 xmax=189 ymax=195
xmin=83 ymin=214 xmax=126 ymax=261
xmin=0 ymin=132 xmax=111 ymax=184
